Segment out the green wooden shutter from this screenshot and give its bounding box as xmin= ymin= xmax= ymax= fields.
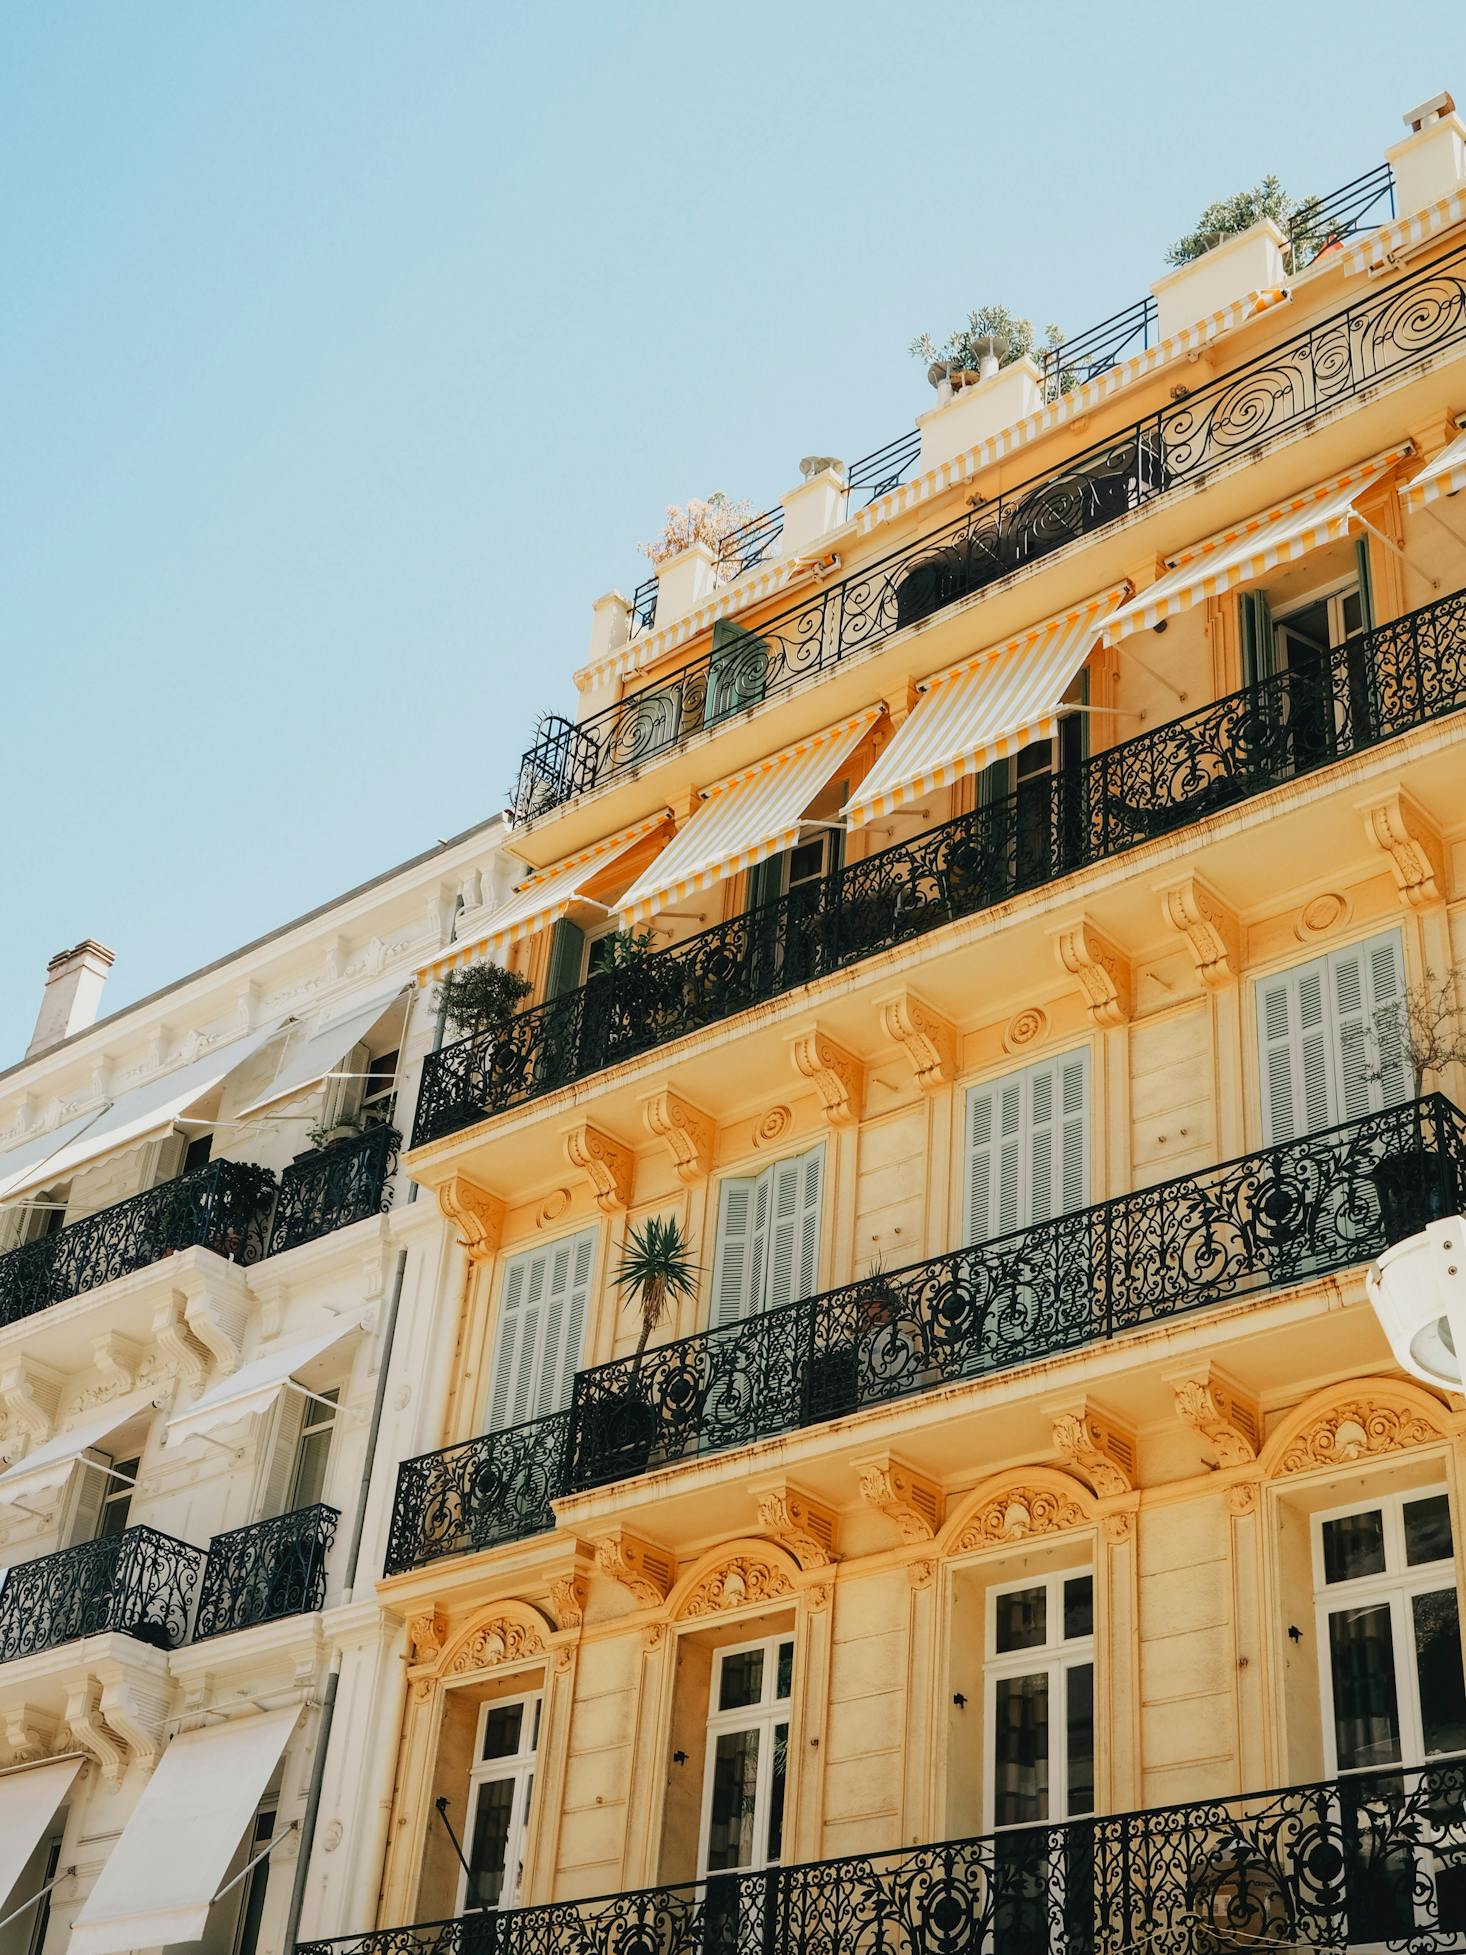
xmin=1354 ymin=538 xmax=1375 ymax=633
xmin=1240 ymin=591 xmax=1277 ymax=687
xmin=746 ymin=855 xmax=785 ymax=913
xmin=545 ymin=920 xmax=586 ymax=999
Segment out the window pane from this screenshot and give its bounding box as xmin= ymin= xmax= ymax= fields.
xmin=718 ymin=1648 xmax=765 ymax=1712
xmin=290 ymin=1425 xmax=333 ymax=1510
xmin=766 ymin=1721 xmax=788 ymax=1865
xmin=995 ymin=1586 xmax=1047 ymax=1654
xmin=1413 ymin=1589 xmax=1466 ymax=1756
xmin=775 ymin=1641 xmax=794 ymax=1701
xmin=1328 ymin=1603 xmax=1402 ymax=1770
xmin=1066 ymin=1665 xmax=1095 ymax=1818
xmin=466 ymin=1776 xmax=516 ymax=1906
xmin=1063 ymin=1576 xmax=1094 ymax=1641
xmin=1404 ymin=1495 xmax=1454 ymax=1567
xmin=481 ymin=1703 xmax=525 ymax=1761
xmin=706 ymin=1729 xmax=761 ymax=1872
xmin=993 ymin=1672 xmax=1049 ymax=1827
xmin=1322 ymin=1509 xmax=1387 ymax=1584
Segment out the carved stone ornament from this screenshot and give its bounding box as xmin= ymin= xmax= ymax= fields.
xmin=1295 ymin=892 xmax=1350 ymax=942
xmin=563 ymin=1123 xmax=634 ymax=1213
xmin=679 ymin=1553 xmax=794 ymax=1620
xmin=954 ymin=1486 xmax=1088 ymax=1552
xmin=1277 ymin=1396 xmax=1444 ymax=1476
xmin=754 ymin=1485 xmax=838 ymax=1568
xmin=1159 ymin=874 xmax=1240 ymax=988
xmin=1054 ymin=919 xmax=1132 ymax=1028
xmin=642 ymin=1090 xmax=715 ymax=1184
xmin=406 ymin=1608 xmax=447 ymax=1666
xmin=61 ymin=1679 xmax=127 ymax=1785
xmin=151 ymin=1296 xmax=209 ymax=1388
xmin=880 ymin=993 xmax=957 ymax=1092
xmin=436 ymin=1176 xmax=506 ymax=1262
xmin=0 ymin=1356 xmax=62 ymax=1461
xmin=1226 ymin=1482 xmax=1259 ymax=1517
xmin=3 ymin=1704 xmax=57 ymax=1767
xmin=1003 ymin=1007 xmax=1049 ymax=1054
xmin=1173 ymin=1371 xmax=1260 ymax=1467
xmin=754 ymin=1106 xmax=793 ymax=1148
xmin=1102 ymin=1511 xmax=1135 ymax=1544
xmin=908 ymin=1558 xmax=937 ymax=1589
xmin=858 ymin=1456 xmax=944 ymax=1542
xmin=448 ymin=1617 xmax=545 ymax=1675
xmin=595 ymin=1531 xmax=675 ymax=1607
xmin=1051 ymin=1406 xmax=1136 ymax=1498
xmin=1361 ymin=788 xmax=1445 ymax=911
xmin=788 ymin=1028 xmax=864 ymax=1126
xmin=548 ymin=1575 xmax=588 ymax=1632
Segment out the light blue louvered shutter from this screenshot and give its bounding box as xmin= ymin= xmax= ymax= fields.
xmin=765 ymin=1146 xmax=824 ymax=1310
xmin=1024 ymin=1052 xmax=1090 ymax=1227
xmin=966 ymin=1075 xmax=1024 ymax=1245
xmin=1332 ymin=931 xmax=1408 ymax=1122
xmin=486 ymin=1247 xmax=546 ymax=1432
xmin=537 ymin=1228 xmax=596 ymax=1418
xmin=712 ymin=1173 xmax=767 ymax=1328
xmin=1257 ymin=956 xmax=1334 ymax=1147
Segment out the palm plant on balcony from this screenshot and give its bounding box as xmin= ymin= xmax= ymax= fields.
xmin=582 ymin=1216 xmax=700 ymax=1482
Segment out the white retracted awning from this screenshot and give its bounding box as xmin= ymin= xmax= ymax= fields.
xmin=842 ymin=591 xmax=1126 ymax=829
xmin=1101 ymin=446 xmax=1412 ymax=645
xmin=69 ymin=1707 xmax=299 ymax=1955
xmin=0 ymin=1390 xmax=159 ymax=1512
xmin=419 ymin=811 xmax=673 ymax=984
xmin=164 ymin=1321 xmax=357 ymax=1449
xmin=232 ymin=986 xmax=409 ymax=1121
xmin=0 ymin=1111 xmax=111 ymax=1204
xmin=0 ymin=1756 xmax=82 ymax=1913
xmin=0 ymin=1021 xmax=285 ymax=1206
xmin=1402 ymin=428 xmax=1466 ymax=512
xmin=616 ymin=709 xmax=882 ymax=926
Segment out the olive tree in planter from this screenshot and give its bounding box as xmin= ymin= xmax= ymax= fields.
xmin=581 ymin=1216 xmax=701 ymax=1484
xmin=1166 ymin=176 xmax=1326 ymax=268
xmin=1371 ymin=968 xmax=1466 ymax=1243
xmin=435 ymin=962 xmax=532 ymax=1041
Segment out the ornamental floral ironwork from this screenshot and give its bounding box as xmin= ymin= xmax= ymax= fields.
xmin=0 ymin=1526 xmax=205 ymax=1664
xmin=514 ymin=232 xmax=1464 ymax=820
xmin=421 ymin=583 xmax=1466 ymax=1146
xmin=267 ymin=1125 xmax=399 ymax=1257
xmin=297 ymin=1755 xmax=1466 ymax=1955
xmin=0 ymin=1160 xmax=278 ymax=1331
xmin=192 ymin=1503 xmax=339 ymax=1640
xmin=383 ymin=1411 xmax=573 ymax=1576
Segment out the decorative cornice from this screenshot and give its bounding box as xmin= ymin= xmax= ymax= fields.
xmin=405 ymin=1608 xmax=447 ymax=1666
xmin=788 ymin=1027 xmax=863 ymax=1126
xmin=1172 ymin=1368 xmax=1260 ymax=1467
xmin=563 ymin=1123 xmax=634 ymax=1213
xmin=857 ymin=1455 xmax=944 ymax=1541
xmin=0 ymin=1356 xmax=63 ymax=1461
xmin=1159 ymin=874 xmax=1240 ymax=988
xmin=443 ymin=1613 xmax=547 ymax=1676
xmin=1050 ymin=1404 xmax=1136 ymax=1498
xmin=879 ymin=992 xmax=957 ymax=1091
xmin=1361 ymin=788 xmax=1445 ymax=910
xmin=641 ymin=1089 xmax=715 ymax=1184
xmin=678 ymin=1552 xmax=794 ymax=1620
xmin=2 ymin=1703 xmax=57 ymax=1768
xmin=594 ymin=1530 xmax=675 ymax=1607
xmin=954 ymin=1485 xmax=1088 ymax=1551
xmin=754 ymin=1484 xmax=838 ymax=1569
xmin=436 ymin=1175 xmax=506 ymax=1262
xmin=548 ymin=1574 xmax=588 ymax=1632
xmin=1276 ymin=1394 xmax=1444 ymax=1476
xmin=1053 ymin=918 xmax=1132 ymax=1027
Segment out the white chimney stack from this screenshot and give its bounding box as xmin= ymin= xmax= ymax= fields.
xmin=27 ymin=940 xmax=115 ymax=1057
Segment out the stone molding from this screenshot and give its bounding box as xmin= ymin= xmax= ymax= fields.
xmin=641 ymin=1090 xmax=715 ymax=1183
xmin=1159 ymin=873 xmax=1240 ymax=987
xmin=563 ymin=1123 xmax=634 ymax=1213
xmin=1053 ymin=918 xmax=1132 ymax=1026
xmin=435 ymin=1176 xmax=506 ymax=1262
xmin=857 ymin=1454 xmax=944 ymax=1541
xmin=788 ymin=1028 xmax=864 ymax=1126
xmin=879 ymin=992 xmax=957 ymax=1091
xmin=1361 ymin=788 xmax=1445 ymax=910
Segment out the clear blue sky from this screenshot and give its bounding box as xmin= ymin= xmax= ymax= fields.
xmin=1 ymin=1 xmax=1457 ymax=1060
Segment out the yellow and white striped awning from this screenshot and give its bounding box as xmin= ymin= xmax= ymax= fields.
xmin=616 ymin=709 xmax=883 ymax=926
xmin=1402 ymin=428 xmax=1466 ymax=511
xmin=841 ymin=590 xmax=1126 ymax=830
xmin=1102 ymin=445 xmax=1412 ymax=646
xmin=421 ymin=811 xmax=672 ymax=983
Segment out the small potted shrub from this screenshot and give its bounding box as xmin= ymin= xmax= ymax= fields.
xmin=436 ymin=962 xmax=532 ymax=1041
xmin=580 ymin=1217 xmax=700 ymax=1484
xmin=807 ymin=1256 xmax=900 ymax=1421
xmin=1370 ymin=968 xmax=1466 ymax=1244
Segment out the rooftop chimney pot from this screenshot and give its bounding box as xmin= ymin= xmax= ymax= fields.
xmin=26 ymin=940 xmax=115 ymax=1058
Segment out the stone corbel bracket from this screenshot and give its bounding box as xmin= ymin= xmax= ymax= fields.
xmin=1362 ymin=788 xmax=1445 ymax=910
xmin=641 ymin=1089 xmax=715 ymax=1184
xmin=1170 ymin=1365 xmax=1261 ymax=1468
xmin=879 ymin=992 xmax=957 ymax=1092
xmin=94 ymin=1664 xmax=169 ymax=1773
xmin=1159 ymin=873 xmax=1240 ymax=988
xmin=564 ymin=1124 xmax=635 ymax=1214
xmin=60 ymin=1678 xmax=128 ymax=1785
xmin=788 ymin=1027 xmax=864 ymax=1126
xmin=753 ymin=1482 xmax=839 ymax=1568
xmin=3 ymin=1702 xmax=58 ymax=1768
xmin=857 ymin=1454 xmax=944 ymax=1541
xmin=594 ymin=1530 xmax=675 ymax=1607
xmin=1049 ymin=1400 xmax=1137 ymax=1498
xmin=547 ymin=1573 xmax=589 ymax=1633
xmin=436 ymin=1175 xmax=506 ymax=1263
xmin=0 ymin=1355 xmax=64 ymax=1463
xmin=1053 ymin=918 xmax=1132 ymax=1027
xmin=150 ymin=1294 xmax=211 ymax=1390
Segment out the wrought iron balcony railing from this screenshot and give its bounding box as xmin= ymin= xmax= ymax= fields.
xmin=0 ymin=1526 xmax=205 ymax=1663
xmin=296 ymin=1754 xmax=1466 ymax=1955
xmin=383 ymin=1411 xmax=571 ymax=1575
xmin=421 ymin=584 xmax=1466 ymax=1146
xmin=514 ymin=220 xmax=1456 ymax=821
xmin=267 ymin=1125 xmax=399 ymax=1258
xmin=192 ymin=1503 xmax=339 ymax=1640
xmin=0 ymin=1159 xmax=278 ymax=1331
xmin=387 ymin=1095 xmax=1463 ymax=1570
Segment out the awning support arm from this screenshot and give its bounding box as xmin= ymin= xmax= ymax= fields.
xmin=210 ymin=1820 xmax=299 ymax=1906
xmin=0 ymin=1866 xmax=77 ymax=1933
xmin=1119 ymin=642 xmax=1188 ymax=703
xmin=1353 ymin=513 xmax=1441 ymax=590
xmin=1059 ymin=704 xmax=1147 ymax=722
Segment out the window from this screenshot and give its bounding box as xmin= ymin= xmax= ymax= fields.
xmin=95 ymin=1457 xmax=139 ymax=1540
xmin=984 ymin=1570 xmax=1095 ymax=1829
xmin=699 ymin=1636 xmax=793 ymax=1876
xmin=228 ymin=1809 xmax=276 ymax=1955
xmin=360 ymin=1050 xmax=398 ymax=1126
xmin=979 ymin=679 xmax=1087 ymax=882
xmin=25 ymin=1835 xmax=63 ymax=1955
xmin=484 ymin=1230 xmax=595 ymax=1432
xmin=1314 ymin=1488 xmax=1466 ymax=1773
xmin=288 ymin=1389 xmax=339 ymax=1510
xmin=460 ymin=1694 xmax=541 ymax=1911
xmin=1256 ymin=931 xmax=1409 ymax=1147
xmin=710 ymin=1146 xmax=824 ymax=1329
xmin=182 ymin=1133 xmax=214 ymax=1175
xmin=965 ymin=1051 xmax=1089 ymax=1246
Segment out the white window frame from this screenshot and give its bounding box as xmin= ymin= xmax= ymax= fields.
xmin=963 ymin=1048 xmax=1090 ymax=1249
xmin=982 ymin=1567 xmax=1096 ymax=1832
xmin=1311 ymin=1485 xmax=1460 ymax=1776
xmin=458 ymin=1691 xmax=542 ymax=1913
xmin=1272 ymin=572 xmax=1364 ymax=657
xmin=1254 ymin=928 xmax=1409 ymax=1149
xmin=697 ymin=1632 xmax=795 ymax=1879
xmin=484 ymin=1227 xmax=597 ymax=1432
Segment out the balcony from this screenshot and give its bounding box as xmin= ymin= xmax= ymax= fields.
xmin=0 ymin=1526 xmax=205 ymax=1662
xmin=386 ymin=1094 xmax=1464 ymax=1572
xmin=296 ymin=1755 xmax=1466 ymax=1955
xmin=267 ymin=1125 xmax=400 ymax=1257
xmin=513 ymin=234 xmax=1466 ymax=821
xmin=0 ymin=1159 xmax=278 ymax=1331
xmin=417 ymin=585 xmax=1466 ymax=1150
xmin=192 ymin=1504 xmax=339 ymax=1640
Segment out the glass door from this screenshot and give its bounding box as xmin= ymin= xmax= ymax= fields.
xmin=1273 ymin=581 xmax=1367 ymax=771
xmin=698 ymin=1635 xmax=794 ymax=1878
xmin=459 ymin=1694 xmax=542 ymax=1912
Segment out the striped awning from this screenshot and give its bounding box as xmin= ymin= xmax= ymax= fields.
xmin=420 ymin=811 xmax=672 ymax=983
xmin=1102 ymin=445 xmax=1412 ymax=645
xmin=617 ymin=709 xmax=882 ymax=926
xmin=842 ymin=590 xmax=1126 ymax=830
xmin=1402 ymin=428 xmax=1466 ymax=511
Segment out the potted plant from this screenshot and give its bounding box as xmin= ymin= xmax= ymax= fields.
xmin=1370 ymin=968 xmax=1466 ymax=1244
xmin=639 ymin=493 xmax=756 ymax=587
xmin=435 ymin=961 xmax=533 ymax=1041
xmin=807 ymin=1256 xmax=901 ymax=1421
xmin=1165 ymin=176 xmax=1321 ymax=268
xmin=581 ymin=1216 xmax=700 ymax=1484
xmin=911 ymin=304 xmax=1068 ymax=396
xmin=305 ymin=1110 xmax=369 ymax=1152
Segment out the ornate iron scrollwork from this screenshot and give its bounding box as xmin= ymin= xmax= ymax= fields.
xmin=0 ymin=1525 xmax=206 ymax=1663
xmin=192 ymin=1503 xmax=339 ymax=1640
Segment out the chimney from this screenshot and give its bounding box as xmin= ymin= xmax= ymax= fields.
xmin=27 ymin=941 xmax=115 ymax=1058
